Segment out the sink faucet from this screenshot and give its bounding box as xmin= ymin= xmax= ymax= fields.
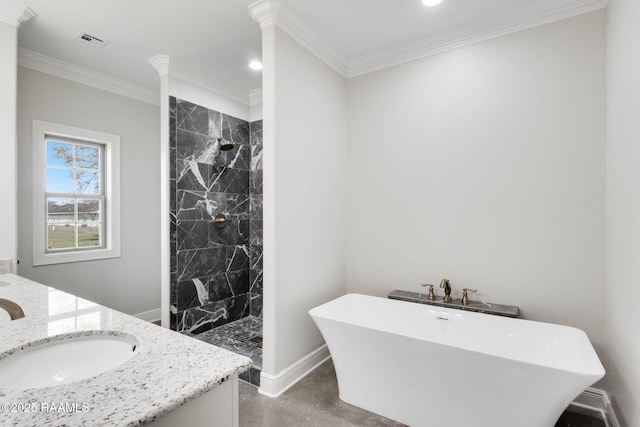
xmin=440 ymin=278 xmax=452 ymax=303
xmin=0 ymin=298 xmax=25 ymax=320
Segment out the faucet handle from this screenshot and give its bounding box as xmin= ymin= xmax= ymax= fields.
xmin=420 ymin=284 xmax=436 ymax=300
xmin=461 ymin=288 xmax=477 ymax=305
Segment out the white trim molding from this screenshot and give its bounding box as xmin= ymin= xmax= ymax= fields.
xmin=248 ymin=0 xmax=348 ymax=76
xmin=148 ymin=55 xmax=170 ymax=77
xmin=18 ymin=48 xmax=159 ymax=106
xmin=0 ymin=1 xmax=36 ymax=27
xmin=258 ymin=345 xmax=331 ymax=398
xmin=569 ymin=388 xmax=620 ymax=427
xmin=249 ymin=88 xmax=263 ymax=107
xmin=134 ymin=308 xmax=162 ymax=323
xmin=248 ymin=0 xmax=282 ymax=29
xmin=347 ymin=0 xmax=608 ymax=77
xmin=32 ymin=120 xmax=121 ymax=266
xmin=249 ymin=0 xmax=607 ymax=79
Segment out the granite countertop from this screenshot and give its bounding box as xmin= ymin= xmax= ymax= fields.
xmin=0 ymin=274 xmax=251 ymax=426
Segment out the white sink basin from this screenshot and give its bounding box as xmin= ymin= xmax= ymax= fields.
xmin=0 ymin=332 xmax=139 ymax=390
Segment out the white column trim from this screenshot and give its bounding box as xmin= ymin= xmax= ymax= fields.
xmin=149 ymin=55 xmax=171 ymax=329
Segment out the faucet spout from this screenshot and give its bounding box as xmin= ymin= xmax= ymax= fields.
xmin=0 ymin=298 xmax=25 ymax=320
xmin=439 ymin=278 xmax=452 ymax=303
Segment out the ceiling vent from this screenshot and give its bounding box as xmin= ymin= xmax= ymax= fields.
xmin=73 ymin=32 xmax=110 ymax=49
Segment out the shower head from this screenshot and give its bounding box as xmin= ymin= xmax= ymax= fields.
xmin=217 ymin=137 xmax=234 ymax=151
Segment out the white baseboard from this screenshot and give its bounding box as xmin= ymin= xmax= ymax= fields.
xmin=572 ymin=388 xmax=620 ymax=427
xmin=134 ymin=307 xmax=162 ymax=323
xmin=258 ymin=344 xmax=331 ymax=398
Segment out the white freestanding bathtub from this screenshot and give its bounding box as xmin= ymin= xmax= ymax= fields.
xmin=309 ymin=294 xmax=604 ymax=427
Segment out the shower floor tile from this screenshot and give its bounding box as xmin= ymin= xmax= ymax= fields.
xmin=195 ymin=316 xmax=263 ymax=386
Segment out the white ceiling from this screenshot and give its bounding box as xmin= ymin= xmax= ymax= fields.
xmin=14 ymin=0 xmax=607 ymax=105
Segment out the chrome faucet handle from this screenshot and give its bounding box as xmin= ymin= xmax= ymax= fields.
xmin=461 ymin=288 xmax=477 ymax=305
xmin=420 ymin=284 xmax=436 ymax=300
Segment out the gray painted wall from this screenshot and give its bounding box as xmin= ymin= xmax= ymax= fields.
xmin=17 ymin=67 xmax=161 ymax=316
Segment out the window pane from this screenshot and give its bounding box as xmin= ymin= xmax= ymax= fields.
xmin=47 ymin=198 xmax=74 ymax=224
xmin=78 ymin=199 xmax=101 ymax=222
xmin=76 ymin=145 xmax=100 ymax=169
xmin=46 ymin=140 xmax=73 ymax=167
xmin=47 ymin=224 xmax=76 ymax=250
xmin=78 ymin=225 xmax=101 ymax=248
xmin=76 ymin=171 xmax=100 ymax=194
xmin=47 ymin=168 xmax=74 ymax=193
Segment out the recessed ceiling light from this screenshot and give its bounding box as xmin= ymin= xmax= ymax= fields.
xmin=249 ymin=61 xmax=263 ymax=70
xmin=422 ymin=0 xmax=442 ymax=6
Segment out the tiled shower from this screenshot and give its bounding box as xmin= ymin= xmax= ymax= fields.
xmin=169 ymin=96 xmax=263 ymax=385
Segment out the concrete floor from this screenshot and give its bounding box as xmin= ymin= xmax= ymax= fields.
xmin=239 ymin=359 xmax=606 ymax=427
xmin=239 ymin=360 xmax=401 ymax=427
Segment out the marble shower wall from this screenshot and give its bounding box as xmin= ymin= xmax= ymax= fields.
xmin=169 ymin=97 xmax=263 ymax=333
xmin=249 ymin=120 xmax=263 ymax=318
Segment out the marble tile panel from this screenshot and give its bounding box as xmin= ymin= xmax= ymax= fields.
xmin=250 ymin=244 xmax=262 ymax=270
xmin=226 ymin=194 xmax=249 ymax=219
xmin=170 ymin=242 xmax=177 ymax=274
xmin=177 ymin=160 xmax=211 ymax=192
xmin=177 ymin=99 xmax=209 ymax=135
xmin=176 ymin=190 xmax=225 ymax=221
xmin=226 ymin=144 xmax=250 ymax=171
xmin=170 ymin=148 xmax=177 ymax=179
xmin=177 ymin=247 xmax=226 ymax=282
xmin=170 ymin=312 xmax=177 ymax=331
xmin=177 ymin=294 xmax=250 ymax=334
xmin=170 ymin=272 xmax=178 ymax=311
xmin=227 ymin=245 xmax=250 ymax=272
xmin=169 ymin=96 xmax=176 ymax=118
xmin=170 ymin=211 xmax=177 ymax=241
xmin=177 ymin=303 xmax=227 ymax=334
xmin=177 ymin=277 xmax=209 ymax=311
xmin=250 ymin=269 xmax=263 ymax=295
xmin=208 ymin=110 xmax=223 ymax=139
xmin=177 ymin=220 xmax=209 ymax=251
xmin=250 ymin=169 xmax=263 ymax=195
xmin=250 ymin=143 xmax=263 ymax=171
xmin=250 ymin=120 xmax=262 ymax=146
xmin=207 ymin=272 xmax=234 ymax=302
xmin=176 ymin=129 xmax=217 ymax=164
xmin=250 ymin=293 xmax=263 ymax=318
xmin=222 ymin=115 xmax=250 ymax=145
xmin=227 ymin=293 xmax=251 ymax=324
xmin=170 ymin=179 xmax=176 ymax=210
xmin=206 ymin=269 xmax=250 ymax=302
xmin=226 ymin=269 xmax=250 ymax=296
xmin=250 ymin=196 xmax=262 ymax=220
xmin=210 ymin=168 xmax=249 ymax=195
xmin=250 ymin=220 xmax=263 ymax=245
xmin=239 ymin=367 xmax=262 ymax=387
xmin=170 ymin=121 xmax=176 ymax=150
xmin=209 ymin=218 xmax=249 ymax=246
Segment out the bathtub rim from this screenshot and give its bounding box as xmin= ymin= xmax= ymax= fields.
xmin=309 ymin=293 xmax=605 ymax=380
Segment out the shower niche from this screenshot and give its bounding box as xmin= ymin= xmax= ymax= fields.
xmin=169 ymin=96 xmax=263 ymax=386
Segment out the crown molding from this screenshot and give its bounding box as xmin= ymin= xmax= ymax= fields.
xmin=248 ymin=0 xmax=349 ymax=77
xmin=149 ymin=55 xmax=170 ymax=77
xmin=347 ymin=0 xmax=608 ymax=77
xmin=166 ymin=58 xmax=251 ymax=106
xmin=275 ymin=6 xmax=349 ymax=76
xmin=248 ymin=0 xmax=281 ymax=29
xmin=18 ymin=48 xmax=159 ymax=106
xmin=250 ymin=0 xmax=607 ymax=80
xmin=249 ymin=88 xmax=263 ymax=106
xmin=0 ymin=1 xmax=36 ymax=27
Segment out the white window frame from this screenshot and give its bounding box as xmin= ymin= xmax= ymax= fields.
xmin=33 ymin=120 xmax=121 ymax=266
